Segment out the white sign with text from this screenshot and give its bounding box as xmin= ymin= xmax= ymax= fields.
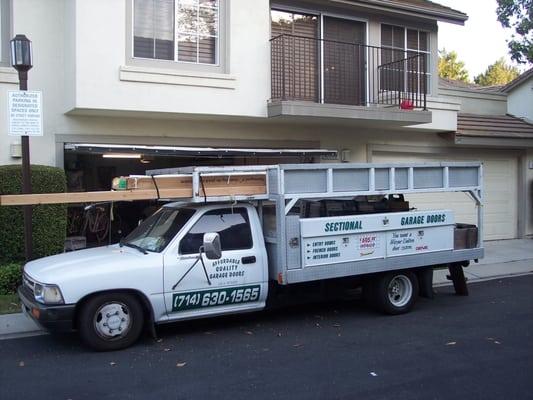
xmin=8 ymin=91 xmax=43 ymax=136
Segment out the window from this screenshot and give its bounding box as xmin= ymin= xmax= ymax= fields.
xmin=271 ymin=10 xmax=318 ymax=38
xmin=380 ymin=24 xmax=431 ymax=94
xmin=133 ymin=0 xmax=220 ymax=65
xmin=271 ymin=10 xmax=319 ymax=101
xmin=123 ymin=207 xmax=195 ymax=252
xmin=0 ymin=0 xmax=12 ymax=67
xmin=180 ymin=208 xmax=253 ymax=254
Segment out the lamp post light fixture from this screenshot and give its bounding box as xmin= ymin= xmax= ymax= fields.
xmin=11 ymin=34 xmax=34 ymax=261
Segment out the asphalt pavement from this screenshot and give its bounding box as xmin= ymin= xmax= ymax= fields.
xmin=1 ymin=275 xmax=532 ymax=400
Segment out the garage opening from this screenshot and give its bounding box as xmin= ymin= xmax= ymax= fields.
xmin=63 ymin=143 xmax=336 ymax=249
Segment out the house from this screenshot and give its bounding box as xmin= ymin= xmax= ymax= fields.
xmin=502 ymin=67 xmax=533 ymax=123
xmin=0 ymin=0 xmax=531 ymax=241
xmin=437 ymin=72 xmax=533 ymax=240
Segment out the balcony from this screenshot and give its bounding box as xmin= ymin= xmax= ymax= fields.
xmin=268 ymin=34 xmax=431 ymax=127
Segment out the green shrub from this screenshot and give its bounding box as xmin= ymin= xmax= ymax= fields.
xmin=0 ymin=165 xmax=67 ymax=262
xmin=0 ymin=263 xmax=22 ymax=295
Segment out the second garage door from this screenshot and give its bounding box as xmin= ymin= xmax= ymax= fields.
xmin=372 ymin=151 xmax=518 ymax=240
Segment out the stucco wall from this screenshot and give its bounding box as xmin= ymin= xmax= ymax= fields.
xmin=438 ymin=87 xmax=507 ymax=115
xmin=0 ymin=0 xmax=66 ymax=166
xmin=72 ymin=0 xmax=271 ymax=117
xmin=507 ymin=77 xmax=533 ymax=121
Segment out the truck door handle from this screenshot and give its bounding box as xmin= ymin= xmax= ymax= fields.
xmin=241 ymin=256 xmax=256 ymax=264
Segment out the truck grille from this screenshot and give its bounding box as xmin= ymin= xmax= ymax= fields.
xmin=23 ymin=273 xmax=36 ymax=295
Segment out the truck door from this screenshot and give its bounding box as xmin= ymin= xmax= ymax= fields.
xmin=163 ymin=206 xmax=267 ymax=319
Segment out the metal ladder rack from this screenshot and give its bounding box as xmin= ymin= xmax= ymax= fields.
xmin=267 ymin=162 xmax=482 ymax=199
xmin=264 ymin=162 xmax=484 ymax=253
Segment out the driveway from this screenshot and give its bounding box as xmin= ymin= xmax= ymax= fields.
xmin=0 ymin=276 xmax=532 ymax=400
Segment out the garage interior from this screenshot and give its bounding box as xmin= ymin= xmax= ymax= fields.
xmin=63 ymin=143 xmax=336 ymax=249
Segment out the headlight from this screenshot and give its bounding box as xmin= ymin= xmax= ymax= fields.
xmin=34 ymin=283 xmax=64 ymax=305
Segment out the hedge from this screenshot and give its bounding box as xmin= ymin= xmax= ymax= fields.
xmin=0 ymin=263 xmax=22 ymax=295
xmin=0 ymin=165 xmax=67 ymax=262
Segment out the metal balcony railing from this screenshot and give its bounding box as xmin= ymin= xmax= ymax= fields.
xmin=270 ymin=34 xmax=428 ymax=110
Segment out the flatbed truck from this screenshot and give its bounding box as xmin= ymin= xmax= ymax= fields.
xmin=17 ymin=162 xmax=484 ymax=351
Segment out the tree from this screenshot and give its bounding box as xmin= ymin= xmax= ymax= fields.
xmin=496 ymin=0 xmax=532 ymax=64
xmin=438 ymin=49 xmax=470 ymax=82
xmin=474 ymin=58 xmax=520 ymax=86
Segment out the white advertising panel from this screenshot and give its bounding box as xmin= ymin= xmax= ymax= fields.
xmin=300 ymin=210 xmax=455 ymax=267
xmin=300 ymin=210 xmax=454 ymax=238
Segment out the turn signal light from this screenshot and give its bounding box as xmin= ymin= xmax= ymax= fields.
xmin=31 ymin=308 xmax=40 ymax=319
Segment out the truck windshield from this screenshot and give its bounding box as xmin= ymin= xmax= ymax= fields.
xmin=121 ymin=207 xmax=195 ymax=253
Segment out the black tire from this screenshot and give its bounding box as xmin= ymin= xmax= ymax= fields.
xmin=367 ymin=271 xmax=419 ymax=315
xmin=78 ymin=292 xmax=144 ymax=351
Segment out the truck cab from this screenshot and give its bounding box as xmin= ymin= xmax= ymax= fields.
xmin=20 ymin=202 xmax=269 ymax=351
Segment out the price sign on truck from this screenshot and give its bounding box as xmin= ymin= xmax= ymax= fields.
xmin=8 ymin=90 xmax=43 ymax=136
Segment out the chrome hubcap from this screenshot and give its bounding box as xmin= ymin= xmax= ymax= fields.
xmin=387 ymin=275 xmax=412 ymax=307
xmin=94 ymin=302 xmax=131 ymax=340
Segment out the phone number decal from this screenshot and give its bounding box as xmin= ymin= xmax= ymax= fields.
xmin=172 ymin=285 xmax=260 ymax=312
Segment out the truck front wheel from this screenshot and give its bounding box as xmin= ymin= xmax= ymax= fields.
xmin=366 ymin=271 xmax=419 ymax=315
xmin=78 ymin=292 xmax=144 ymax=351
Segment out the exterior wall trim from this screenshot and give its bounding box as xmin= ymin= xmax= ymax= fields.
xmin=453 ymin=136 xmax=533 ymax=148
xmin=330 ymin=0 xmax=467 ymax=25
xmin=54 ymin=134 xmax=321 ymax=150
xmin=119 ymin=65 xmax=237 ymax=89
xmin=439 ymin=87 xmax=507 ymax=101
xmin=268 ymin=100 xmax=432 ymax=125
xmin=0 ymin=66 xmax=18 ymax=84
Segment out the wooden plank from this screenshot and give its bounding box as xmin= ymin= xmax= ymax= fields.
xmin=199 ymin=175 xmax=267 ymax=196
xmin=200 ymin=185 xmax=267 ymax=197
xmin=120 ymin=176 xmax=192 ymax=190
xmin=1 ymin=172 xmax=267 ymax=206
xmin=0 ymin=188 xmax=193 ymax=206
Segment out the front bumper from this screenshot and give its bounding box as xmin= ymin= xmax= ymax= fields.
xmin=18 ymin=285 xmax=76 ymax=333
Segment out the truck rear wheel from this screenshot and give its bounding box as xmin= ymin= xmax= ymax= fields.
xmin=78 ymin=292 xmax=144 ymax=351
xmin=367 ymin=271 xmax=419 ymax=315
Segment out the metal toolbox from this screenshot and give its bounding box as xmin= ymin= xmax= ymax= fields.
xmin=454 ymin=224 xmax=478 ymax=249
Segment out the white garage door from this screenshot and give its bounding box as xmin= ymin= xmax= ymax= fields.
xmin=373 ymin=152 xmax=518 ymax=240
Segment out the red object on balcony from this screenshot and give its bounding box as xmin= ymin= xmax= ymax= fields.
xmin=400 ymin=100 xmax=414 ymax=110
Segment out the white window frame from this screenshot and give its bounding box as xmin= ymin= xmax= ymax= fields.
xmin=174 ymin=0 xmax=220 ymax=66
xmin=380 ymin=23 xmax=431 ymax=95
xmin=127 ymin=0 xmax=227 ymax=73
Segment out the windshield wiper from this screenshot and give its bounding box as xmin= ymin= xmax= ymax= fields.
xmin=119 ymin=239 xmax=148 ymax=255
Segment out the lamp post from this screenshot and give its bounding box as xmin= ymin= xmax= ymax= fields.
xmin=11 ymin=34 xmax=33 ymax=261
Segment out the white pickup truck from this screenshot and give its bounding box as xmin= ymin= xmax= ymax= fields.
xmin=18 ymin=163 xmax=484 ymax=351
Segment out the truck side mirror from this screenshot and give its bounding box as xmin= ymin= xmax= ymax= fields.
xmin=203 ymin=232 xmax=221 ymax=260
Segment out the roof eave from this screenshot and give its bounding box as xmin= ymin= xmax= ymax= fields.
xmin=501 ymin=68 xmax=533 ymax=93
xmin=330 ymin=0 xmax=468 ymax=25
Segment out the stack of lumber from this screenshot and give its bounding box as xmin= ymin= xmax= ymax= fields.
xmin=0 ymin=172 xmax=267 ymax=206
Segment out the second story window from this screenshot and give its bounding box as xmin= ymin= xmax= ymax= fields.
xmin=381 ymin=24 xmax=431 ymax=94
xmin=133 ymin=0 xmax=219 ymax=65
